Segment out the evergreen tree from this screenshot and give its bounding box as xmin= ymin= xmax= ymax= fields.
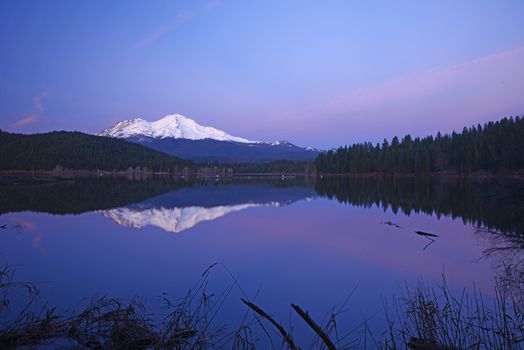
xmin=315 ymin=116 xmax=524 ymax=175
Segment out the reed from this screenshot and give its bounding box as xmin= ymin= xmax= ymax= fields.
xmin=0 ymin=263 xmax=522 ymax=349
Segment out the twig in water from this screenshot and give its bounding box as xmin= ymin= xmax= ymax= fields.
xmin=415 ymin=231 xmax=439 ymax=238
xmin=241 ymin=298 xmax=298 ymax=350
xmin=291 ymin=303 xmax=337 ymax=350
xmin=422 ymin=238 xmax=435 ymax=251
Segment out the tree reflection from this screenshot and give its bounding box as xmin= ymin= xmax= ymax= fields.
xmin=315 ymin=176 xmax=524 ymax=235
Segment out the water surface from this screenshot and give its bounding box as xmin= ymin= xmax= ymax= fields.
xmin=0 ymin=176 xmax=522 ymax=342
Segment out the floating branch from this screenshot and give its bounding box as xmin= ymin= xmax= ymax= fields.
xmin=415 ymin=231 xmax=439 ymax=238
xmin=241 ymin=298 xmax=298 ymax=350
xmin=291 ymin=303 xmax=337 ymax=350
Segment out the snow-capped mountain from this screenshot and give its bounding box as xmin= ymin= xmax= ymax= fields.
xmin=99 ymin=114 xmax=254 ymax=143
xmin=99 ymin=114 xmax=319 ymax=162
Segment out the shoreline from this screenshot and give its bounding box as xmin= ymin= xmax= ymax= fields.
xmin=316 ymin=171 xmax=524 ymax=180
xmin=0 ymin=169 xmax=226 ymax=185
xmin=1 ymin=169 xmax=524 ymax=186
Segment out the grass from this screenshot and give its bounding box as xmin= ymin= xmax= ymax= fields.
xmin=372 ymin=275 xmax=524 ymax=349
xmin=1 ymin=226 xmax=523 ymax=349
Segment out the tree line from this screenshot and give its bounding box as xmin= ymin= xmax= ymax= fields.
xmin=0 ymin=130 xmax=193 ymax=171
xmin=315 ymin=116 xmax=524 ymax=174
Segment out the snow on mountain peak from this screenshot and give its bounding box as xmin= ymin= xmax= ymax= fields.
xmin=99 ymin=114 xmax=256 ymax=143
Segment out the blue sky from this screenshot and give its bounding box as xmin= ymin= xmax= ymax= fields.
xmin=1 ymin=0 xmax=523 ymax=147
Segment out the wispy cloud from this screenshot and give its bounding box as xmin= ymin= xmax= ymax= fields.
xmin=136 ymin=0 xmax=221 ymax=47
xmin=12 ymin=91 xmax=51 ymax=128
xmin=12 ymin=115 xmax=38 ymax=127
xmin=317 ymin=47 xmax=524 ymax=119
xmin=136 ymin=11 xmax=196 ymax=47
xmin=261 ymin=46 xmax=524 ymax=144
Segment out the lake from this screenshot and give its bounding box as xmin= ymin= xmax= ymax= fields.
xmin=0 ymin=176 xmax=522 ymax=346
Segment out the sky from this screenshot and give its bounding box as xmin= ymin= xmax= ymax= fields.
xmin=1 ymin=0 xmax=523 ymax=148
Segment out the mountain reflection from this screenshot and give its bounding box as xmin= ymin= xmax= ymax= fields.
xmin=99 ymin=182 xmax=316 ymax=232
xmin=100 ymin=204 xmax=260 ymax=233
xmin=1 ymin=176 xmax=522 ymax=236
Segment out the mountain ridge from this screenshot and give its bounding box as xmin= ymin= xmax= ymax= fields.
xmin=99 ymin=114 xmax=319 ymax=163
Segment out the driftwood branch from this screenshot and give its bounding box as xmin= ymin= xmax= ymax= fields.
xmin=291 ymin=303 xmax=337 ymax=350
xmin=241 ymin=298 xmax=298 ymax=350
xmin=415 ymin=231 xmax=439 ymax=238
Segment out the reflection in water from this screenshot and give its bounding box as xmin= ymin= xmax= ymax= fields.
xmin=0 ymin=178 xmax=187 ymax=215
xmin=312 ymin=176 xmax=524 ymax=299
xmin=0 ymin=177 xmax=317 ymax=233
xmin=100 ymin=204 xmax=261 ymax=233
xmin=1 ymin=176 xmax=523 ymax=236
xmin=1 ymin=175 xmax=523 ymax=346
xmin=98 ymin=181 xmax=316 ymax=232
xmin=315 ymin=176 xmax=524 ymax=235
xmin=476 ymin=226 xmax=524 ymax=293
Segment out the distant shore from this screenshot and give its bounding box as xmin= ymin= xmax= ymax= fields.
xmin=317 ymin=170 xmax=524 ymax=180
xmin=0 ymin=168 xmax=225 ymax=185
xmin=1 ymin=169 xmax=523 ymax=186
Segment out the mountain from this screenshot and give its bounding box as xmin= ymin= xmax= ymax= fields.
xmin=0 ymin=130 xmax=191 ymax=171
xmin=99 ymin=114 xmax=318 ymax=163
xmin=99 ymin=114 xmax=253 ymax=143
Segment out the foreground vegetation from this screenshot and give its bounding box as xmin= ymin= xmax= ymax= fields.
xmin=316 ymin=116 xmax=524 ymax=175
xmin=1 ymin=254 xmax=522 ymax=349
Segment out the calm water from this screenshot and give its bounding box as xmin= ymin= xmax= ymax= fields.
xmin=0 ymin=176 xmax=523 ymax=343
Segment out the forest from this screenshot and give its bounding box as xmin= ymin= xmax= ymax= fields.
xmin=315 ymin=116 xmax=524 ymax=174
xmin=0 ymin=130 xmax=192 ymax=171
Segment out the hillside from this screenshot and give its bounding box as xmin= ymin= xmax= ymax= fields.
xmin=0 ymin=130 xmax=192 ymax=171
xmin=128 ymin=137 xmax=318 ymax=163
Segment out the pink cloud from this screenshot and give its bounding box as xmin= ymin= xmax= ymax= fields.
xmin=12 ymin=114 xmax=38 ymax=127
xmin=32 ymin=232 xmax=44 ymax=249
xmin=322 ymin=46 xmax=524 ymax=118
xmin=33 ymin=90 xmax=51 ymax=112
xmin=12 ymin=218 xmax=36 ymax=231
xmin=11 ymin=90 xmax=52 ymax=128
xmin=260 ymin=47 xmax=524 ymax=143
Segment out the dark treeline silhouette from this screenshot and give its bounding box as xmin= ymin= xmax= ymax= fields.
xmin=315 ymin=116 xmax=524 ymax=174
xmin=315 ymin=176 xmax=524 ymax=235
xmin=0 ymin=130 xmax=192 ymax=171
